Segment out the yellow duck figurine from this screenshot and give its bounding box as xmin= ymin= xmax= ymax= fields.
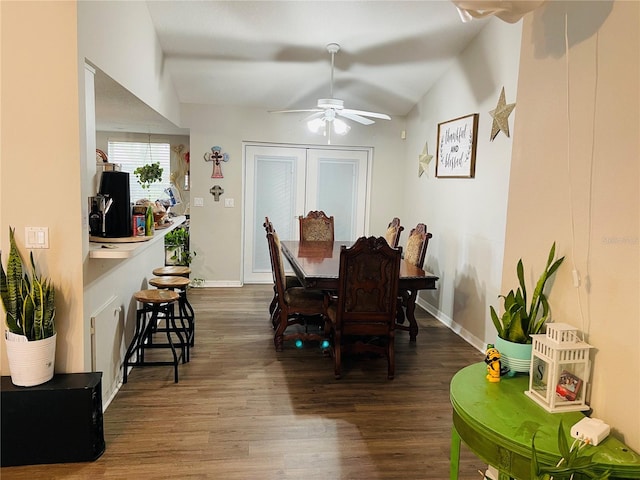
xmin=485 ymin=344 xmax=502 ymax=383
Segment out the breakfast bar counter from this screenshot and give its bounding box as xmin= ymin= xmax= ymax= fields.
xmin=89 ymin=215 xmax=186 ymax=259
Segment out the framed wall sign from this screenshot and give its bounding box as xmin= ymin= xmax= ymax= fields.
xmin=436 ymin=113 xmax=479 ymax=178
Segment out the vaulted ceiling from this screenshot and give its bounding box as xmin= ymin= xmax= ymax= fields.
xmin=95 ymin=1 xmax=488 ymax=134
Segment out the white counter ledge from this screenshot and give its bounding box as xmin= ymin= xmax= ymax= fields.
xmin=89 ymin=216 xmax=186 ymax=259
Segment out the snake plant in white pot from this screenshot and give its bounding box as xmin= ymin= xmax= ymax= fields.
xmin=490 ymin=242 xmax=565 ymax=375
xmin=1 ymin=227 xmax=57 ymax=386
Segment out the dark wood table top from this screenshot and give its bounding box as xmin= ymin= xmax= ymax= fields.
xmin=281 ymin=240 xmax=439 ymax=291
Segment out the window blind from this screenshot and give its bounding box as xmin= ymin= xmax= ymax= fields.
xmin=107 ymin=141 xmax=171 ymax=202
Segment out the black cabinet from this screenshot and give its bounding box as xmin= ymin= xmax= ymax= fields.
xmin=1 ymin=373 xmax=106 ymax=466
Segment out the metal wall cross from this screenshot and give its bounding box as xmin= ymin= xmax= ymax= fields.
xmin=209 ymin=185 xmax=224 ymax=201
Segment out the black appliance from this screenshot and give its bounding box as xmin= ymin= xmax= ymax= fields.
xmin=99 ymin=171 xmax=132 ymax=237
xmin=1 ymin=373 xmax=106 ymax=466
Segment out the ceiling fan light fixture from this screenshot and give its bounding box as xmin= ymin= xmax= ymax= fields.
xmin=307 ymin=117 xmax=326 ymax=134
xmin=333 ymin=118 xmax=350 ymax=135
xmin=271 ymin=41 xmax=390 ymax=143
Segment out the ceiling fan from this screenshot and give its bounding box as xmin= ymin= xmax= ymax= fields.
xmin=270 ymin=43 xmax=391 ymax=139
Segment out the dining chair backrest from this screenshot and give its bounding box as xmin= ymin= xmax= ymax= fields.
xmin=335 ymin=236 xmax=402 ymax=331
xmin=299 ymin=210 xmax=334 ymax=242
xmin=385 ymin=217 xmax=404 ymax=248
xmin=264 ymin=218 xmax=278 ymax=283
xmin=264 ymin=216 xmax=275 ymax=234
xmin=265 ymin=229 xmax=287 ymax=300
xmin=404 ymin=223 xmax=432 ymax=269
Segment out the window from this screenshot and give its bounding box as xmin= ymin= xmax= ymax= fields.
xmin=107 ymin=141 xmax=171 ymax=202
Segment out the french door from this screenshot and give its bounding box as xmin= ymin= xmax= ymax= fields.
xmin=243 ymin=143 xmax=371 ymax=283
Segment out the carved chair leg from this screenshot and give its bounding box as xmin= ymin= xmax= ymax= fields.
xmin=396 ymin=297 xmax=406 ymax=324
xmin=274 ymin=310 xmax=288 ymax=352
xmin=334 ymin=330 xmax=342 ymax=379
xmin=271 ymin=305 xmax=280 ymax=330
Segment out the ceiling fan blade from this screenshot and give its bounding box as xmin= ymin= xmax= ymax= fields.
xmin=269 ymin=108 xmax=322 ymax=114
xmin=342 ymin=108 xmax=391 ymax=120
xmin=304 ymin=111 xmax=325 ymax=122
xmin=337 ymin=111 xmax=375 ymax=125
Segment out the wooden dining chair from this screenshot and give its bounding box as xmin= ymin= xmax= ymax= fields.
xmin=298 ymin=210 xmax=334 ymax=242
xmin=266 ymin=228 xmax=326 ymax=351
xmin=385 ymin=217 xmax=404 ymax=248
xmin=396 ymin=223 xmax=432 ymax=332
xmin=324 ymin=236 xmax=402 ymax=379
xmin=264 ymin=217 xmax=302 ymax=328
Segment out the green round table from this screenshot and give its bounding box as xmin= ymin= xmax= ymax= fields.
xmin=450 ymin=362 xmax=640 ymax=479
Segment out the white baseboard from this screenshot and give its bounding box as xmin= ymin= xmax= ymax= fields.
xmin=193 ymin=280 xmax=243 ymax=288
xmin=415 ymin=297 xmax=485 ymax=353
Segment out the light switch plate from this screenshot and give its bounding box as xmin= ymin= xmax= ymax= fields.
xmin=224 ymin=198 xmax=234 ymax=208
xmin=25 ymin=227 xmax=49 ymax=249
xmin=193 ymin=197 xmax=204 ymax=207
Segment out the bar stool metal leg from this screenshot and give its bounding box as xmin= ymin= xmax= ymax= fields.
xmin=149 ymin=276 xmax=195 ymax=358
xmin=123 ymin=289 xmax=182 ymax=383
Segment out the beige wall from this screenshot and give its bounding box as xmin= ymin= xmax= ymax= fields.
xmin=505 ymin=1 xmax=639 ymax=450
xmin=1 ymin=1 xmax=84 ymax=373
xmin=181 ymin=104 xmax=407 ymax=284
xmin=404 ymin=17 xmax=522 ymax=348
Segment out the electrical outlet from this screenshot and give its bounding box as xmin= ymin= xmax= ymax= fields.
xmin=193 ymin=197 xmax=204 ymax=207
xmin=224 ymin=198 xmax=234 ymax=208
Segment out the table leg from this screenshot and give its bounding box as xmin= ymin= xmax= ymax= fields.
xmin=451 ymin=425 xmax=461 ymax=480
xmin=406 ymin=289 xmax=419 ymax=341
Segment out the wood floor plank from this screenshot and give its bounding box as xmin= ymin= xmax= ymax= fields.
xmin=1 ymin=285 xmax=486 ymax=479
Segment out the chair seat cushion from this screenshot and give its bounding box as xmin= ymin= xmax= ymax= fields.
xmin=283 ymin=287 xmax=324 ymax=309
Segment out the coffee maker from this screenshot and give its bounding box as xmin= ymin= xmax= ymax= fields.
xmin=98 ymin=171 xmax=132 ymax=237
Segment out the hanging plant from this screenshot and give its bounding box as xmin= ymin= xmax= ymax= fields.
xmin=134 ymin=162 xmax=163 ymax=189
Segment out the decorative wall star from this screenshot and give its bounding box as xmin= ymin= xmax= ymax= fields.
xmin=489 ymin=87 xmax=516 ymax=140
xmin=418 ymin=142 xmax=433 ymax=177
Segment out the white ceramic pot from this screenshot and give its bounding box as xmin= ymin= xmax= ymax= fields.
xmin=494 ymin=336 xmax=532 ymax=376
xmin=4 ymin=331 xmax=56 ymax=387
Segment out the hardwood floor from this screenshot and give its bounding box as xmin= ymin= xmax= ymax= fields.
xmin=2 ymin=285 xmax=486 ymax=479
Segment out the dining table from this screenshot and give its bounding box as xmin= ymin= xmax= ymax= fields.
xmin=280 ymin=240 xmax=439 ymax=341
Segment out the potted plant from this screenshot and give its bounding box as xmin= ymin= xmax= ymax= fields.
xmin=134 ymin=162 xmax=163 ymax=189
xmin=490 ymin=242 xmax=565 ymax=374
xmin=164 ymin=227 xmax=195 ymax=266
xmin=1 ymin=227 xmax=57 ymax=386
xmin=531 ymin=420 xmax=610 ymax=479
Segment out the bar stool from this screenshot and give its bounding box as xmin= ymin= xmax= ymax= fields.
xmin=152 ymin=266 xmax=191 ymax=278
xmin=123 ymin=289 xmax=184 ymax=384
xmin=149 ymin=276 xmax=195 ymax=359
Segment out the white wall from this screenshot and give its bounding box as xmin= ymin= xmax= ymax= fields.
xmin=505 ymin=0 xmax=639 ymax=450
xmin=181 ymin=104 xmax=406 ymax=283
xmin=404 ymin=18 xmax=523 ymax=349
xmin=77 ymin=1 xmax=181 ymax=127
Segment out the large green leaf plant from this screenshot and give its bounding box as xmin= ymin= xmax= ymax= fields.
xmin=490 ymin=243 xmax=565 ymax=344
xmin=0 ymin=227 xmax=56 ymax=340
xmin=531 ymin=420 xmax=610 ymax=479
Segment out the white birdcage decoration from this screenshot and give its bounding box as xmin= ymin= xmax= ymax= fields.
xmin=525 ymin=323 xmax=594 ymax=413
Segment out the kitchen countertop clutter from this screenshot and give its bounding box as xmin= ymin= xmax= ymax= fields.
xmin=89 ymin=216 xmax=186 ymax=259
